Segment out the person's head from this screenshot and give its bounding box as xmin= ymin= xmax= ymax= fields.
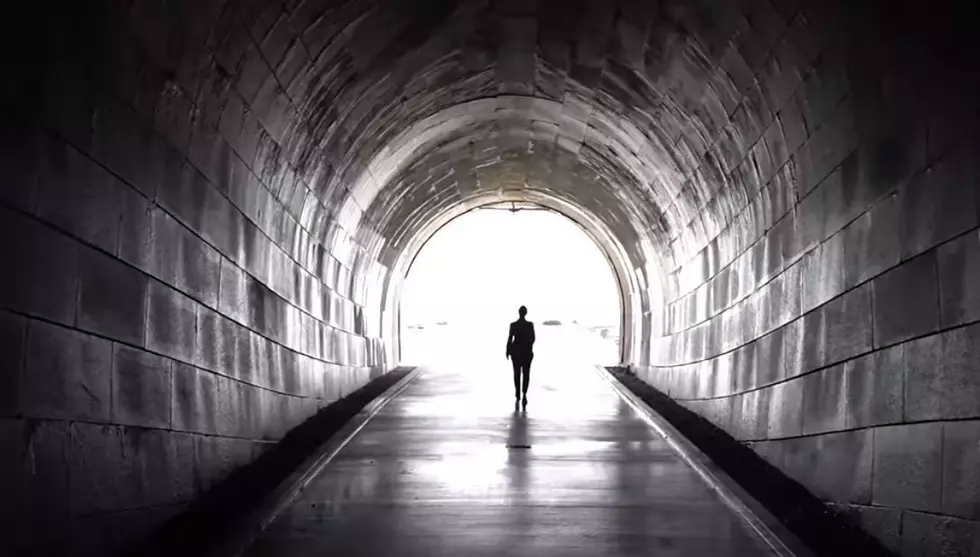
xmin=518 ymin=306 xmax=527 ymax=318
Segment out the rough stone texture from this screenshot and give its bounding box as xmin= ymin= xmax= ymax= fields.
xmin=942 ymin=421 xmax=980 ymax=521
xmin=112 ymin=345 xmax=172 ymax=429
xmin=834 ymin=504 xmax=904 ymax=556
xmin=783 ymin=428 xmax=873 ymax=505
xmin=938 ymin=231 xmax=980 ymax=328
xmin=900 ymin=511 xmax=979 ymax=557
xmin=905 ymin=325 xmax=980 ymax=421
xmin=2 ymin=0 xmax=979 ymax=554
xmin=873 ymin=423 xmax=944 ymax=514
xmin=22 ymin=322 xmax=112 ymax=422
xmin=844 ymin=345 xmax=904 ymax=429
xmin=872 ymin=252 xmax=940 ymax=347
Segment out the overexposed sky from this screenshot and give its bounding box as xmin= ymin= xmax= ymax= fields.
xmin=401 ymin=207 xmax=620 ymax=328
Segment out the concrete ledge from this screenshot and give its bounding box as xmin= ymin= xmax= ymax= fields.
xmin=130 ymin=366 xmax=421 ymax=557
xmin=211 ymin=365 xmax=422 ymax=557
xmin=595 ymin=365 xmax=815 ymax=557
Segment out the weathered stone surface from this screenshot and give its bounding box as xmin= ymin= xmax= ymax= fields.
xmin=802 ymin=364 xmax=847 ymax=435
xmin=872 ymin=252 xmax=939 ymax=347
xmin=7 ymin=0 xmax=980 ymax=554
xmin=112 ymin=345 xmax=172 ymax=429
xmin=873 ymin=423 xmax=944 ymax=514
xmin=905 ymin=325 xmax=980 ymax=421
xmin=844 ymin=345 xmax=904 ymax=428
xmin=938 ymin=231 xmax=980 ymax=328
xmin=900 ymin=511 xmax=979 ymax=557
xmin=0 ymin=208 xmax=79 ymax=324
xmin=943 ymin=421 xmax=980 ymax=520
xmin=22 ymin=322 xmax=112 ymax=421
xmin=77 ymin=247 xmax=148 ymax=347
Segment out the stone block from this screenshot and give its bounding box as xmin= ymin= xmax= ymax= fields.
xmin=0 ymin=312 xmax=25 ymax=416
xmin=845 ymin=345 xmax=904 ymax=428
xmin=873 ymin=422 xmax=944 ymax=513
xmin=171 ymin=363 xmax=218 ymax=435
xmin=841 ymin=193 xmax=900 ymax=289
xmin=238 ymin=379 xmax=265 ymax=439
xmin=0 ymin=418 xmax=71 ymax=556
xmin=139 ymin=429 xmax=197 ymax=507
xmin=872 ymin=252 xmax=939 ymax=347
xmin=839 ymin=504 xmax=903 ymax=555
xmin=69 ymin=423 xmax=196 ymax=514
xmin=802 ymin=364 xmax=847 ymax=435
xmin=782 ymin=318 xmax=805 ymax=379
xmin=899 ymin=142 xmax=979 ymax=260
xmin=195 ymin=436 xmax=255 ymax=493
xmin=146 ymin=280 xmax=198 ymax=363
xmin=117 ymin=186 xmax=154 ymax=269
xmin=826 ymin=284 xmax=874 ymax=363
xmin=0 ymin=128 xmax=41 ymax=213
xmin=806 ymin=429 xmax=874 ymax=505
xmin=796 ymin=96 xmax=858 ymax=197
xmin=92 ymin=97 xmax=182 ymax=198
xmin=905 ymin=325 xmax=980 ymax=421
xmin=215 ymin=373 xmax=243 ymax=438
xmin=22 ymin=322 xmax=111 ymax=421
xmin=0 ymin=208 xmax=79 ymax=324
xmin=755 ymin=329 xmax=783 ymax=387
xmin=141 ymin=208 xmax=222 ymax=308
xmin=803 ymin=284 xmax=873 ymax=371
xmin=779 ymin=437 xmax=817 ymax=489
xmin=36 ymin=138 xmax=124 ymax=252
xmin=901 ymin=511 xmax=979 ymax=557
xmin=731 ymin=388 xmax=769 ymax=441
xmin=218 ymin=256 xmax=248 ymax=324
xmin=732 ymin=342 xmax=757 ymax=393
xmin=799 ymin=55 xmax=850 ymax=140
xmin=938 ymin=231 xmax=980 ymax=328
xmin=112 ymin=345 xmax=172 ymax=429
xmin=77 ymin=247 xmax=148 ymax=346
xmin=766 ymin=378 xmax=803 ymax=439
xmin=750 ymin=440 xmax=784 ymax=469
xmin=195 ymin=307 xmax=244 ymax=381
xmin=942 ymin=421 xmax=980 ymax=520
xmin=69 ymin=423 xmax=130 ymax=516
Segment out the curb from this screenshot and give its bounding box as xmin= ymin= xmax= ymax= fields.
xmin=209 ymin=366 xmax=423 ymax=557
xmin=593 ymin=365 xmax=815 ymax=557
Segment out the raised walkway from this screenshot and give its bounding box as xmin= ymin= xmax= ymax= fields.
xmin=241 ymin=340 xmax=791 ymax=557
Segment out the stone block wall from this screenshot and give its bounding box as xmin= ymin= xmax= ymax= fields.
xmin=637 ymin=2 xmax=980 ymax=554
xmin=0 ymin=3 xmax=386 ymax=555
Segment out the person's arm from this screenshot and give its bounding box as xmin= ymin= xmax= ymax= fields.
xmin=529 ymin=322 xmax=535 ymax=346
xmin=506 ymin=323 xmax=514 ymax=358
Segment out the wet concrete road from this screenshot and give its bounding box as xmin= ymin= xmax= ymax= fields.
xmin=242 ymin=331 xmax=780 ymax=557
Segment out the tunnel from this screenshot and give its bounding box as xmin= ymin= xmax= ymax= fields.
xmin=1 ymin=0 xmax=978 ymax=555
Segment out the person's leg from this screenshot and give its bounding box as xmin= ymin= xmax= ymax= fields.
xmin=512 ymin=358 xmax=521 ymax=399
xmin=521 ymin=358 xmax=531 ymax=397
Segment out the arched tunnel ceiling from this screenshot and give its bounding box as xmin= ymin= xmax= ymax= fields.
xmin=260 ymin=0 xmax=778 ymax=298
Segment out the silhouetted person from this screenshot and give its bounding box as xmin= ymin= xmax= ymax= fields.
xmin=506 ymin=306 xmax=535 ymax=406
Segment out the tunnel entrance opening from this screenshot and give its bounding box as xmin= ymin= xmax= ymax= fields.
xmin=398 ymin=204 xmax=623 ymax=370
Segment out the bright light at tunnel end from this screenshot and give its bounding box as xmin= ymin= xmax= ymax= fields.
xmin=396 ymin=204 xmax=626 ymax=367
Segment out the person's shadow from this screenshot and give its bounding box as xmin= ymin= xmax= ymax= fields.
xmin=506 ymin=404 xmax=530 ymax=449
xmin=505 ymin=406 xmax=532 ymax=519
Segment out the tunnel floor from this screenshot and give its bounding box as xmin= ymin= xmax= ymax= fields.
xmin=242 ymin=357 xmax=782 ymax=557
